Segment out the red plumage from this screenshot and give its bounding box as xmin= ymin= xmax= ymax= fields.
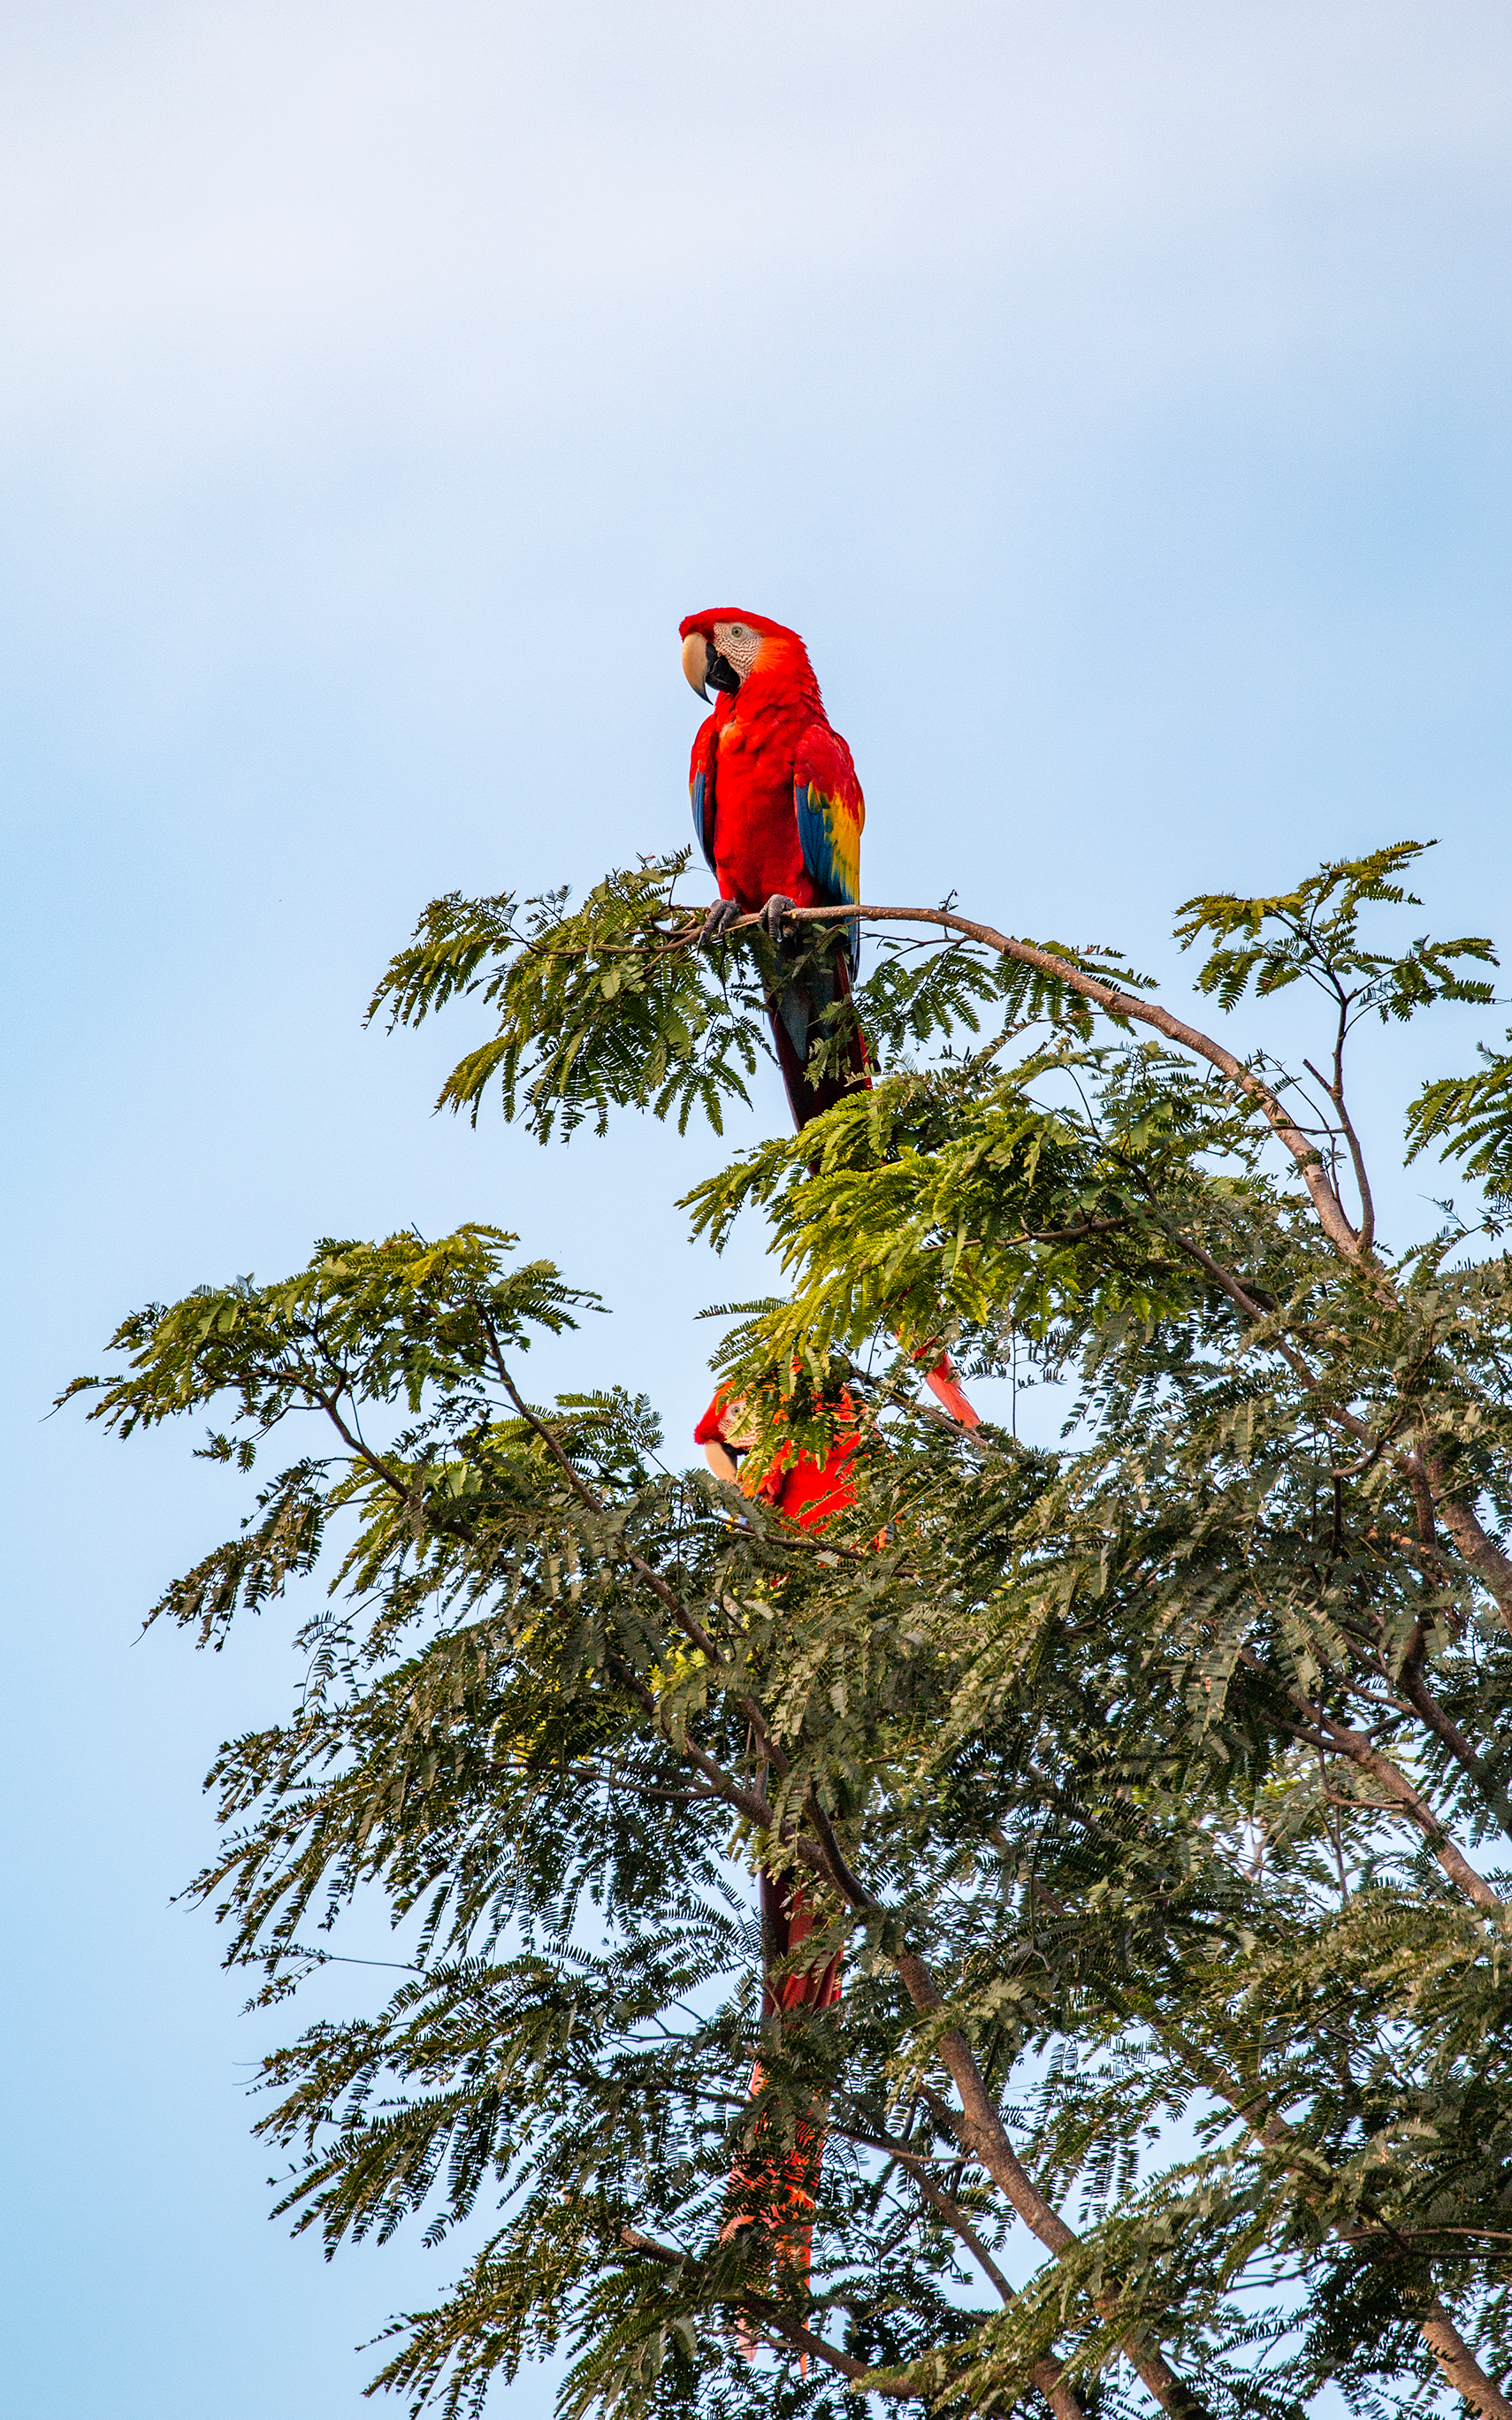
xmin=680 ymin=609 xmax=867 ymax=1127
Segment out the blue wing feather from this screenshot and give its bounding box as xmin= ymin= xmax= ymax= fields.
xmin=796 ymin=779 xmax=860 ymax=975
xmin=691 ymin=769 xmax=714 ymax=872
xmin=690 ymin=719 xmax=719 ymax=874
xmin=795 ymin=784 xmax=838 ymax=896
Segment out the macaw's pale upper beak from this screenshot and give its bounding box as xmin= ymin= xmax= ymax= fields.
xmin=681 ymin=630 xmax=743 ymax=701
xmin=682 ymin=632 xmax=713 ymax=701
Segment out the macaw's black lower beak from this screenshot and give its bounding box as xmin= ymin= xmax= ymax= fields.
xmin=706 ymin=648 xmax=740 ymax=695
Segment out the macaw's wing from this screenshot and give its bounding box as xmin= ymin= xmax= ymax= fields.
xmin=794 ymin=724 xmax=864 ymax=969
xmin=690 ymin=715 xmax=719 ymax=875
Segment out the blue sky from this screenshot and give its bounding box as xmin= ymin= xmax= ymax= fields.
xmin=3 ymin=5 xmax=1510 ymax=2413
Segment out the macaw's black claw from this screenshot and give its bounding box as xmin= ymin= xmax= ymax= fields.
xmin=760 ymin=894 xmax=797 ymax=944
xmin=699 ymin=898 xmax=744 ymax=946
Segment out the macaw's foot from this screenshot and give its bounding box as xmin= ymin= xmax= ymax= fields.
xmin=699 ymin=897 xmax=744 ymax=946
xmin=760 ymin=893 xmax=797 ymax=944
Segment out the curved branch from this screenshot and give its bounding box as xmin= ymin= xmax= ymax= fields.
xmin=682 ymin=900 xmax=1363 ymax=1260
xmin=1235 ymin=1646 xmax=1501 ymax=1909
xmin=894 ymin=1960 xmax=1214 ymax=2420
xmin=619 ymin=2226 xmax=1084 ymax=2416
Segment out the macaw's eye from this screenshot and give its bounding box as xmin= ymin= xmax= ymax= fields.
xmin=731 ymin=624 xmax=745 ymax=637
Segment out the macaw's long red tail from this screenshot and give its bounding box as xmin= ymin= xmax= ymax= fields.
xmin=721 ymin=1865 xmax=844 ymax=2323
xmin=700 ymin=1409 xmax=854 ymax=2332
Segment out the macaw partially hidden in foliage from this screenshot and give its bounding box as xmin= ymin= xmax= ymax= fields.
xmin=696 ymin=1386 xmax=853 ymax=2310
xmin=680 ymin=608 xmax=868 ymax=1129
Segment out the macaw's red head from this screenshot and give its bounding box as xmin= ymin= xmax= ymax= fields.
xmin=678 ymin=609 xmax=813 ymax=703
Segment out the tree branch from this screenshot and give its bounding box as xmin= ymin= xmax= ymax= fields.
xmin=1416 ymin=2299 xmax=1512 ymax=2420
xmin=1393 ymin=1645 xmax=1512 ymax=1842
xmin=891 ymin=1955 xmax=1214 ymax=2420
xmin=682 ymin=900 xmax=1363 ymax=1260
xmin=1422 ymin=1446 xmax=1512 ymax=1635
xmin=619 ymin=2225 xmax=1082 ymax=2416
xmin=1234 ymin=1647 xmax=1501 ymax=1909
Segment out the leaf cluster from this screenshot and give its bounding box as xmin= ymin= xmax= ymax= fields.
xmin=79 ymin=841 xmax=1512 ymax=2420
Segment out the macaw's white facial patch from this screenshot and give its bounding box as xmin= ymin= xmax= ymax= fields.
xmin=713 ymin=621 xmax=763 ymax=683
xmin=709 ymin=1394 xmax=757 ymax=1450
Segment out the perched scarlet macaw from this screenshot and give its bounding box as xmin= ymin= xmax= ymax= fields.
xmin=679 ymin=608 xmax=867 ymax=1127
xmin=679 ymin=607 xmax=979 ymax=1430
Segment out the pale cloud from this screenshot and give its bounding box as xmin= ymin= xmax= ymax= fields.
xmin=0 ymin=0 xmax=1506 ymax=480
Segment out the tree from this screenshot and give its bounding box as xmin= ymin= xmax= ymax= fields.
xmin=69 ymin=839 xmax=1512 ymax=2420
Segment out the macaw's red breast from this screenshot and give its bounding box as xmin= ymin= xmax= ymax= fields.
xmin=706 ymin=703 xmax=820 ymax=910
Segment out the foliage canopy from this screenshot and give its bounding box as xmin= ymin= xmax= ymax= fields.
xmin=75 ymin=838 xmax=1512 ymax=2420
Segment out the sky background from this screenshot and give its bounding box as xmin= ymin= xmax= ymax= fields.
xmin=3 ymin=4 xmax=1510 ymax=2413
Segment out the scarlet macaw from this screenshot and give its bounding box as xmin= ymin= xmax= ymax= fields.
xmin=679 ymin=608 xmax=978 ymax=1428
xmin=695 ymin=1384 xmax=853 ymax=2303
xmin=679 ymin=609 xmax=867 ymax=1128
